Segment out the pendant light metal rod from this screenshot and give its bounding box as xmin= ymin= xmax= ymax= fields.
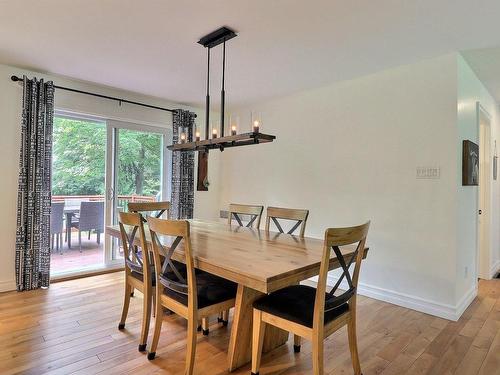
xmin=205 ymin=48 xmax=211 ymax=140
xmin=220 ymin=39 xmax=226 ymax=137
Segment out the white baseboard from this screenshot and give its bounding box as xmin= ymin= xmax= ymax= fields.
xmin=321 ymin=275 xmax=477 ymax=321
xmin=0 ymin=280 xmax=16 ymax=293
xmin=455 ymin=284 xmax=478 ymax=320
xmin=490 ymin=259 xmax=500 ymax=278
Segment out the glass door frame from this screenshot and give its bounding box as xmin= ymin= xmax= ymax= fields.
xmin=104 ymin=120 xmax=171 ymax=266
xmin=51 ymin=109 xmax=110 ymax=277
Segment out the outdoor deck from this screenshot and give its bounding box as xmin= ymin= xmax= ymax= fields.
xmin=50 ymin=194 xmax=152 ymax=275
xmin=50 ymin=231 xmax=105 ymax=274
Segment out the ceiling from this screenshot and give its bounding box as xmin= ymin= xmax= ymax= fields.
xmin=1 ymin=0 xmax=500 ymax=107
xmin=462 ymin=47 xmax=500 ymax=104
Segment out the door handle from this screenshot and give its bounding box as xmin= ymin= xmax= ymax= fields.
xmin=107 ymin=187 xmax=115 ymax=201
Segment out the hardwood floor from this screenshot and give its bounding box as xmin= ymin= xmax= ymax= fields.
xmin=0 ymin=272 xmax=498 ymax=375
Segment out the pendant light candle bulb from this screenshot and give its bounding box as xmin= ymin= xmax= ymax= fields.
xmin=195 ymin=131 xmax=200 ymax=142
xmin=212 ymin=128 xmax=218 ymax=139
xmin=253 ymin=120 xmax=260 ymax=133
xmin=231 ymin=125 xmax=237 ymax=136
xmin=180 ymin=132 xmax=186 ymax=143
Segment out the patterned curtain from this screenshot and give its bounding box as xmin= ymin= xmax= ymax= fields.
xmin=171 ymin=109 xmax=196 ymax=219
xmin=15 ymin=76 xmax=54 ymax=291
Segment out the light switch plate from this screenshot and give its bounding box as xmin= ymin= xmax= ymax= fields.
xmin=416 ymin=167 xmax=440 ymax=179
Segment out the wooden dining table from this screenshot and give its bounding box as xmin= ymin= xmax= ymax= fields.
xmin=106 ymin=219 xmax=369 ymax=371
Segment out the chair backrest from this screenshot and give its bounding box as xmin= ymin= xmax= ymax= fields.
xmin=64 ymin=197 xmax=89 ymax=209
xmin=265 ymin=206 xmax=309 ymax=237
xmin=50 ymin=202 xmax=65 ymax=234
xmin=313 ymin=221 xmax=370 ymax=330
xmin=118 ymin=211 xmax=150 ymax=279
xmin=79 ymin=201 xmax=104 ymax=231
xmin=228 ymin=204 xmax=264 ymax=229
xmin=128 ymin=201 xmax=170 ymax=221
xmin=147 ymin=217 xmax=197 ymax=310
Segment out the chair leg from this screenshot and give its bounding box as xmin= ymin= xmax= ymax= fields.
xmin=222 ymin=309 xmax=229 ymax=326
xmin=251 ymin=309 xmax=266 ymax=375
xmin=152 ymin=287 xmax=156 ymax=318
xmin=118 ymin=282 xmax=132 ymax=330
xmin=78 ymin=230 xmax=82 ymax=252
xmin=312 ymin=331 xmax=324 ymax=375
xmin=51 ymin=234 xmax=54 ymax=250
xmin=147 ymin=291 xmax=164 ymax=360
xmin=348 ymin=316 xmax=362 ymax=375
xmin=88 ymin=231 xmax=91 ymax=240
xmin=138 ymin=284 xmax=152 ymax=352
xmin=201 ymin=317 xmax=209 ymax=336
xmin=59 ymin=233 xmax=63 ymax=255
xmin=294 ymin=334 xmax=301 ymax=353
xmin=185 ymin=313 xmax=197 ymax=375
xmin=97 ymin=231 xmax=101 ymax=244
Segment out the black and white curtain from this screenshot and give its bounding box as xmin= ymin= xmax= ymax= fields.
xmin=170 ymin=109 xmax=196 ymax=219
xmin=15 ymin=76 xmax=54 ymax=291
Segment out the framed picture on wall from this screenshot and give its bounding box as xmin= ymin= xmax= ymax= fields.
xmin=462 ymin=140 xmax=479 ymax=186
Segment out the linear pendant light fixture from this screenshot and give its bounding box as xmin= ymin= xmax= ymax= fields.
xmin=167 ymin=26 xmax=276 ymax=152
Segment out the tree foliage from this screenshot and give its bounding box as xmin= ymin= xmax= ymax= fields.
xmin=117 ymin=128 xmax=162 ymax=196
xmin=52 ymin=117 xmax=162 ymax=197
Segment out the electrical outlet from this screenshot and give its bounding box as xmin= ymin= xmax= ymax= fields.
xmin=416 ymin=167 xmax=440 ymax=179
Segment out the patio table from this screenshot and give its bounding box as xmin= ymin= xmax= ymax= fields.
xmin=64 ymin=206 xmax=80 ymax=249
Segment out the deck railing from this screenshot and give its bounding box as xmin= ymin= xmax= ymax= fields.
xmin=52 ymin=195 xmax=156 ymax=211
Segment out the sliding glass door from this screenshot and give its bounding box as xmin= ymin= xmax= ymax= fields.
xmin=106 ymin=121 xmax=169 ymax=263
xmin=51 ymin=114 xmax=107 ymax=276
xmin=51 ymin=113 xmax=170 ymax=277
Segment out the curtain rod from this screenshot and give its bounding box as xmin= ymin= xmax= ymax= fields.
xmin=10 ymin=75 xmax=183 ymax=115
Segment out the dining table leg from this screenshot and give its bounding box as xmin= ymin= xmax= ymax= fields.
xmin=227 ymin=284 xmax=289 ymax=371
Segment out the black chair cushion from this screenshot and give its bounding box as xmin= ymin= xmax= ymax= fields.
xmin=253 ymin=285 xmax=349 ymax=328
xmin=163 ymin=272 xmax=237 ymax=309
xmin=129 ymin=260 xmax=189 ymax=288
xmin=130 ymin=267 xmax=156 ymax=286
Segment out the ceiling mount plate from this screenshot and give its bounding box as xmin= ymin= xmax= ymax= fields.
xmin=198 ymin=27 xmax=237 ymax=48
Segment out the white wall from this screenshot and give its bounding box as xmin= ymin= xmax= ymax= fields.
xmin=457 ymin=55 xmax=500 ymax=294
xmin=0 ymin=63 xmax=219 ymax=292
xmin=220 ymin=54 xmax=473 ymax=319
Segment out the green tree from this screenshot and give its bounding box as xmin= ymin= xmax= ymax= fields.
xmin=116 ymin=130 xmax=162 ymax=196
xmin=52 ymin=117 xmax=162 ymax=198
xmin=52 ymin=117 xmax=106 ymax=196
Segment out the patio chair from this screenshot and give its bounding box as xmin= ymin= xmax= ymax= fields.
xmin=70 ymin=201 xmax=104 ymax=252
xmin=64 ymin=197 xmax=90 ymax=209
xmin=50 ymin=202 xmax=65 ymax=254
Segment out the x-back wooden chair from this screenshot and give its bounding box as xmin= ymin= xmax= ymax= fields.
xmin=251 ymin=221 xmax=370 ymax=375
xmin=146 ymin=217 xmax=237 ymax=374
xmin=228 ymin=203 xmax=264 ymax=229
xmin=130 ymin=201 xmax=216 ymax=334
xmin=128 ymin=201 xmax=170 ymax=221
xmin=265 ymin=206 xmax=309 ymax=237
xmin=117 ymin=211 xmax=153 ymax=352
xmin=218 ymin=203 xmax=264 ymax=325
xmin=127 ymin=201 xmax=170 ymax=297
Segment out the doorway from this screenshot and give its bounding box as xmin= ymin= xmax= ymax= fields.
xmin=50 ymin=113 xmax=170 ymax=278
xmin=477 ymin=103 xmax=491 ymax=280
